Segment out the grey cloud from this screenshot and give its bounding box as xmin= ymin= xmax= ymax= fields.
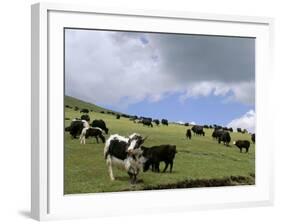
xmin=149 ymin=33 xmax=255 ymax=83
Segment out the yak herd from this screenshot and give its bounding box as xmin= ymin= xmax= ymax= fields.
xmin=65 ymin=106 xmax=255 ymax=184
xmin=188 ymin=124 xmax=255 ymax=154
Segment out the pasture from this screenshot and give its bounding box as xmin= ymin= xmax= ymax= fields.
xmin=64 ymin=97 xmax=255 ymax=194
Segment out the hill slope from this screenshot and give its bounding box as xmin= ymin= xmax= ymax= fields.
xmin=65 ymin=95 xmax=118 ymax=113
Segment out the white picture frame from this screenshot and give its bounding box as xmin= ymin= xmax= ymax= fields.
xmin=31 ymin=2 xmax=274 ymax=221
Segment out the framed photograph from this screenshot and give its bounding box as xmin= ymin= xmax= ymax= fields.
xmin=31 ymin=2 xmax=274 ymax=221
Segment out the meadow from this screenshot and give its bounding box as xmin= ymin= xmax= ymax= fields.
xmin=64 ymin=96 xmax=255 ymax=194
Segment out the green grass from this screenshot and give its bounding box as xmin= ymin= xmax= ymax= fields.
xmin=64 ymin=96 xmax=255 ymax=194
xmin=65 ymin=95 xmax=117 ymax=113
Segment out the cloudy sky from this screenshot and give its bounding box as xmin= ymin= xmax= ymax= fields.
xmin=65 ymin=29 xmax=255 ymax=132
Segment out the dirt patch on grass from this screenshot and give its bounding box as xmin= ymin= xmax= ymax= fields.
xmin=142 ymin=174 xmax=255 ymax=190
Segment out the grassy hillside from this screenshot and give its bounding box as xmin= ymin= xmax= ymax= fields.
xmin=64 ymin=96 xmax=255 ymax=194
xmin=65 ymin=95 xmax=117 ymax=113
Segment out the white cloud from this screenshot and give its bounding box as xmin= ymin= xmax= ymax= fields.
xmin=230 ymin=82 xmax=255 ymax=105
xmin=227 ymin=110 xmax=255 ymax=133
xmin=190 ymin=121 xmax=196 ymax=125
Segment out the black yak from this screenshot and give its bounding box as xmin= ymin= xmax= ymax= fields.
xmin=212 ymin=129 xmax=223 ymax=140
xmin=251 ymin=133 xmax=255 ymax=144
xmin=233 ymin=140 xmax=251 ymax=153
xmin=161 ymin=119 xmax=168 ymax=126
xmin=91 ymin=119 xmax=109 ymax=134
xmin=80 ymin=127 xmax=105 ymax=144
xmin=142 ymin=119 xmax=153 ymax=127
xmin=81 ymin=114 xmax=90 ymax=122
xmin=191 ymin=125 xmax=205 ymax=136
xmin=153 ymin=119 xmax=160 ymax=126
xmin=142 ymin=145 xmax=177 ymax=173
xmin=66 ymin=120 xmax=89 ymax=138
xmin=218 ymin=131 xmax=231 ymax=146
xmin=186 ymin=129 xmax=192 ymax=140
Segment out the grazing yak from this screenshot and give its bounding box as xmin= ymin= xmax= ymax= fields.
xmin=141 ymin=116 xmax=152 ymax=120
xmin=104 ymin=133 xmax=147 ymax=184
xmin=218 ymin=131 xmax=231 ymax=146
xmin=66 ymin=119 xmax=89 ymax=138
xmin=251 ymin=133 xmax=255 ymax=144
xmin=184 ymin=123 xmax=189 ymax=126
xmin=186 ymin=129 xmax=192 ymax=139
xmin=161 ymin=119 xmax=169 ymax=126
xmin=212 ymin=129 xmax=223 ymax=140
xmin=191 ymin=125 xmax=205 ymax=136
xmin=80 ymin=108 xmax=89 ymax=113
xmin=142 ymin=119 xmax=153 ymax=127
xmin=142 ymin=145 xmax=177 ymax=173
xmin=222 ymin=127 xmax=233 ymax=132
xmin=80 ymin=127 xmax=105 ymax=144
xmin=237 ymin=128 xmax=242 ymax=133
xmin=116 ymin=114 xmax=120 ymax=119
xmin=129 ymin=115 xmax=138 ymax=121
xmin=81 ymin=114 xmax=90 ymax=122
xmin=214 ymin=124 xmax=222 ymax=129
xmin=153 ymin=119 xmax=160 ymax=126
xmin=121 ymin=114 xmax=130 ymax=118
xmin=233 ymin=140 xmax=251 ymax=153
xmin=91 ymin=119 xmax=109 ymax=134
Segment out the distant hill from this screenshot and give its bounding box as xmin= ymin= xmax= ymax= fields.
xmin=65 ymin=95 xmax=118 ymax=114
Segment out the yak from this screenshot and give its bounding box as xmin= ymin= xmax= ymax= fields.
xmin=81 ymin=114 xmax=90 ymax=122
xmin=142 ymin=119 xmax=153 ymax=127
xmin=142 ymin=145 xmax=177 ymax=173
xmin=218 ymin=131 xmax=231 ymax=146
xmin=186 ymin=129 xmax=192 ymax=140
xmin=161 ymin=119 xmax=169 ymax=126
xmin=191 ymin=125 xmax=205 ymax=136
xmin=91 ymin=119 xmax=109 ymax=134
xmin=233 ymin=140 xmax=251 ymax=153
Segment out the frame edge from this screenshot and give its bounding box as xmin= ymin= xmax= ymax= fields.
xmin=31 ymin=2 xmax=49 ymax=221
xmin=31 ymin=2 xmax=275 ymax=220
xmin=31 ymin=3 xmax=40 ymax=221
